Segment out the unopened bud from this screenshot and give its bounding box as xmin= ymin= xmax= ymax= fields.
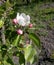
xmin=12 ymin=19 xmax=18 ymax=24
xmin=29 ymin=23 xmax=33 ymax=28
xmin=17 ymin=29 xmax=23 ymax=35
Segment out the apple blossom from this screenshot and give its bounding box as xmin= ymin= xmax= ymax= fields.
xmin=20 ymin=13 xmax=27 ymax=19
xmin=16 ymin=29 xmax=23 ymax=35
xmin=16 ymin=13 xmax=25 ymax=26
xmin=18 ymin=15 xmax=26 ymax=26
xmin=16 ymin=13 xmax=30 ymax=26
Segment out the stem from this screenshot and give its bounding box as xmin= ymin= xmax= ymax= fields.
xmin=1 ymin=26 xmax=6 ymax=44
xmin=30 ymin=39 xmax=32 ymax=44
xmin=1 ymin=1 xmax=13 ymax=44
xmin=25 ymin=61 xmax=27 ymax=65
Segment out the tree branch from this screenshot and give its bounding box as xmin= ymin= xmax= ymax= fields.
xmin=1 ymin=26 xmax=6 ymax=44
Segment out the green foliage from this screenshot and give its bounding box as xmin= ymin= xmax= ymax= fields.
xmin=6 ymin=56 xmax=14 ymax=65
xmin=1 ymin=45 xmax=7 ymax=58
xmin=49 ymin=22 xmax=54 ymax=29
xmin=19 ymin=52 xmax=25 ymax=65
xmin=50 ymin=53 xmax=54 ymax=59
xmin=6 ymin=0 xmax=12 ymax=9
xmin=29 ymin=33 xmax=41 ymax=48
xmin=12 ymin=35 xmax=21 ymax=46
xmin=0 ymin=20 xmax=4 ymax=28
xmin=24 ymin=44 xmax=37 ymax=64
xmin=3 ymin=60 xmax=11 ymax=65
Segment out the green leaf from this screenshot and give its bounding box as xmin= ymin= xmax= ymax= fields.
xmin=5 ymin=30 xmax=17 ymax=42
xmin=29 ymin=33 xmax=41 ymax=48
xmin=3 ymin=60 xmax=11 ymax=65
xmin=1 ymin=45 xmax=7 ymax=58
xmin=0 ymin=20 xmax=4 ymax=28
xmin=32 ymin=55 xmax=38 ymax=64
xmin=6 ymin=0 xmax=12 ymax=9
xmin=7 ymin=56 xmax=14 ymax=65
xmin=12 ymin=35 xmax=21 ymax=46
xmin=24 ymin=45 xmax=37 ymax=64
xmin=19 ymin=52 xmax=25 ymax=65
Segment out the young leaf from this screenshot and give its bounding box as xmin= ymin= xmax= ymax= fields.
xmin=29 ymin=33 xmax=41 ymax=48
xmin=0 ymin=20 xmax=4 ymax=28
xmin=1 ymin=45 xmax=7 ymax=58
xmin=6 ymin=0 xmax=12 ymax=9
xmin=3 ymin=60 xmax=11 ymax=65
xmin=19 ymin=52 xmax=25 ymax=65
xmin=7 ymin=56 xmax=14 ymax=65
xmin=12 ymin=35 xmax=21 ymax=46
xmin=24 ymin=45 xmax=37 ymax=64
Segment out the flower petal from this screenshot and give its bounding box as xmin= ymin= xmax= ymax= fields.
xmin=20 ymin=13 xmax=27 ymax=19
xmin=27 ymin=15 xmax=30 ymax=21
xmin=16 ymin=13 xmax=20 ymax=21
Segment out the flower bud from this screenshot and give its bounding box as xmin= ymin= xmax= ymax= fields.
xmin=26 ymin=40 xmax=29 ymax=44
xmin=29 ymin=23 xmax=33 ymax=28
xmin=12 ymin=19 xmax=18 ymax=24
xmin=17 ymin=29 xmax=23 ymax=35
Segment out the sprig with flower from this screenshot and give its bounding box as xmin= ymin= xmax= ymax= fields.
xmin=12 ymin=13 xmax=33 ymax=35
xmin=0 ymin=12 xmax=41 ymax=65
xmin=11 ymin=13 xmax=41 ymax=64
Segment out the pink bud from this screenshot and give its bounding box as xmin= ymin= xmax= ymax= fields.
xmin=17 ymin=29 xmax=23 ymax=35
xmin=12 ymin=19 xmax=18 ymax=24
xmin=26 ymin=40 xmax=29 ymax=44
xmin=29 ymin=23 xmax=33 ymax=28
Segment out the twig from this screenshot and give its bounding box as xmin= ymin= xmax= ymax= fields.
xmin=1 ymin=1 xmax=13 ymax=45
xmin=1 ymin=26 xmax=6 ymax=44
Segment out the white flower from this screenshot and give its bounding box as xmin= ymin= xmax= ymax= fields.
xmin=26 ymin=15 xmax=30 ymax=26
xmin=18 ymin=14 xmax=26 ymax=26
xmin=16 ymin=13 xmax=20 ymax=21
xmin=20 ymin=13 xmax=27 ymax=19
xmin=16 ymin=13 xmax=30 ymax=26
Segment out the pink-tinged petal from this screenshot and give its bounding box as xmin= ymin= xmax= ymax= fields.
xmin=16 ymin=13 xmax=20 ymax=21
xmin=18 ymin=16 xmax=26 ymax=26
xmin=27 ymin=15 xmax=30 ymax=21
xmin=17 ymin=29 xmax=23 ymax=35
